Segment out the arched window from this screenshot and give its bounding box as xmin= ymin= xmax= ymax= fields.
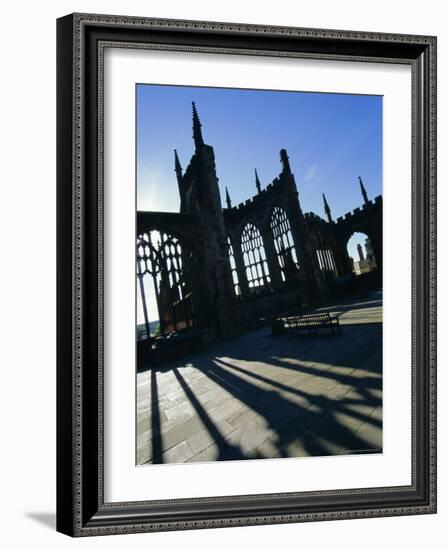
xmin=241 ymin=223 xmax=270 ymax=291
xmin=227 ymin=237 xmax=241 ymax=296
xmin=270 ymin=206 xmax=299 ymax=282
xmin=137 ymin=230 xmax=197 ymax=336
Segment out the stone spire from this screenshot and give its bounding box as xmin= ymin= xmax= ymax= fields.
xmin=225 ymin=187 xmax=232 ymax=209
xmin=359 ymin=176 xmax=369 ymax=204
xmin=280 ymin=148 xmax=291 ymax=174
xmin=323 ymin=193 xmax=333 ymax=223
xmin=174 ymin=149 xmax=183 ymax=184
xmin=192 ymin=101 xmax=204 ymax=151
xmin=255 ymin=169 xmax=262 ymax=194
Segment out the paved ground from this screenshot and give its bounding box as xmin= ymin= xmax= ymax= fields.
xmin=137 ymin=292 xmax=382 ymax=464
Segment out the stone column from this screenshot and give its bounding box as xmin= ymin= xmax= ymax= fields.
xmin=262 ymin=229 xmax=283 ymax=290
xmin=231 ymin=233 xmax=250 ymax=297
xmin=368 ymin=232 xmax=382 ymax=273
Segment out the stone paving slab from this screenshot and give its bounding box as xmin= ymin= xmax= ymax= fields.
xmin=137 ymin=295 xmax=383 ymax=465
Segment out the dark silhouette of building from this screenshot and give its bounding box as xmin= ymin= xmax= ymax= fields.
xmin=137 ymin=102 xmax=382 ymax=345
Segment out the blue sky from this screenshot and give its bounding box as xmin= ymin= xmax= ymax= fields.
xmin=136 ymin=84 xmax=382 ymax=324
xmin=136 ymin=84 xmax=382 ymax=222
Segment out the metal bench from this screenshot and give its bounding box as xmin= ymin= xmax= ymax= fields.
xmin=283 ymin=312 xmax=341 ymax=336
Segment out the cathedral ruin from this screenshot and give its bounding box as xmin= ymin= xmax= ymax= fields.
xmin=136 ymin=102 xmax=382 ymax=361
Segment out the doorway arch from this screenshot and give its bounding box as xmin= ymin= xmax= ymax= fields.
xmin=346 ymin=232 xmax=377 ymax=276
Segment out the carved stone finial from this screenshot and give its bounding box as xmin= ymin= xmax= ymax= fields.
xmin=225 ymin=187 xmax=232 ymax=209
xmin=255 ymin=169 xmax=261 ymax=194
xmin=279 ymin=149 xmax=291 ymax=174
xmin=359 ymin=176 xmax=369 ymax=204
xmin=323 ymin=193 xmax=333 ymax=223
xmin=192 ymin=101 xmax=204 ymax=151
xmin=174 ymin=149 xmax=183 ymax=184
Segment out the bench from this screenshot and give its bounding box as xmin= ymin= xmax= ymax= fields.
xmin=282 ymin=312 xmax=341 ymax=336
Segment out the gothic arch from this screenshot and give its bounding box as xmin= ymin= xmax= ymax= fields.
xmin=240 ymin=222 xmax=270 ymax=292
xmin=270 ymin=206 xmax=299 ymax=282
xmin=137 ymin=211 xmax=203 ymax=256
xmin=345 ymin=231 xmax=378 ymax=276
xmin=137 ymin=230 xmax=203 ymax=336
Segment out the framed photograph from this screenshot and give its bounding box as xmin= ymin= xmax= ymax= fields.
xmin=56 ymin=13 xmax=437 ymax=536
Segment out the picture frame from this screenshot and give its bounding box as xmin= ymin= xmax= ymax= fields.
xmin=56 ymin=12 xmax=437 ymax=536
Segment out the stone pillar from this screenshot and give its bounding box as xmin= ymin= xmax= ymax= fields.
xmin=368 ymin=232 xmax=382 ymax=273
xmin=262 ymin=229 xmax=283 ymax=289
xmin=231 ymin=234 xmax=250 ymax=297
xmin=333 ymin=233 xmax=354 ymax=276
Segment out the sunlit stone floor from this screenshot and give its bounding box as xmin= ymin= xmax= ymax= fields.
xmin=137 ymin=292 xmax=382 ymax=465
